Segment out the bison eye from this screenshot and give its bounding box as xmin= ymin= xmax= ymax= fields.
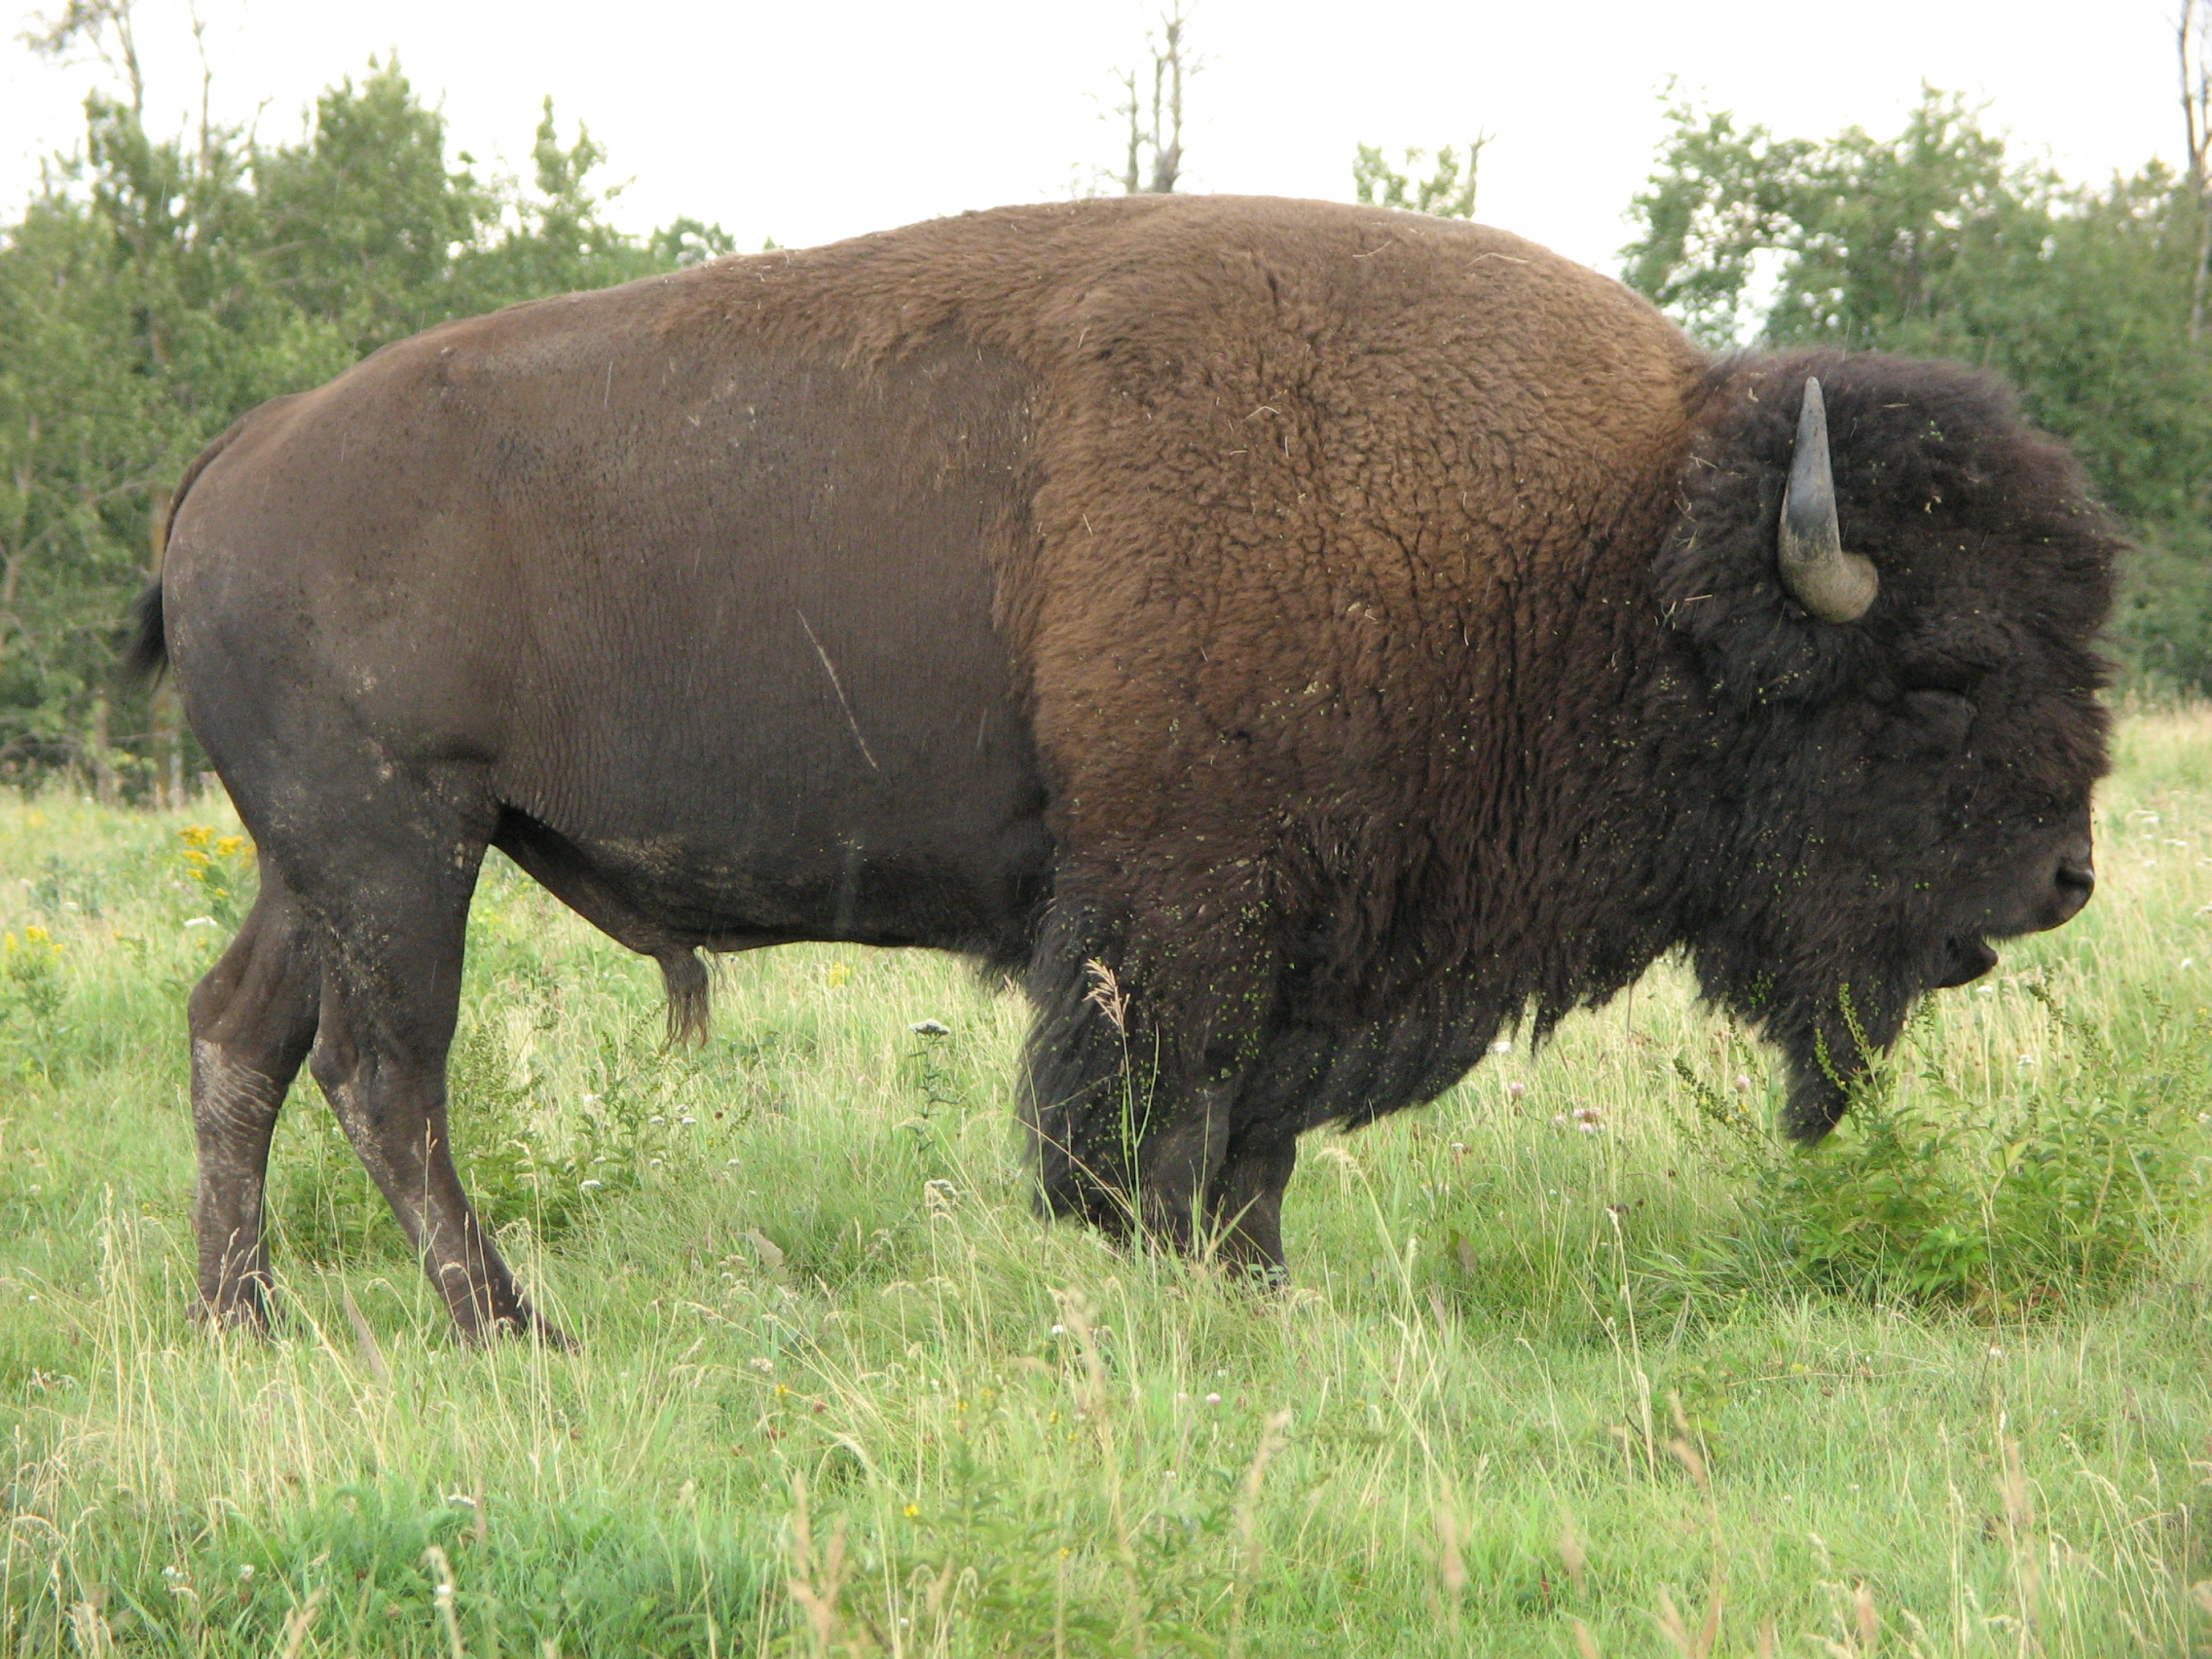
xmin=1891 ymin=686 xmax=1976 ymax=755
xmin=1896 ymin=656 xmax=1991 ymax=696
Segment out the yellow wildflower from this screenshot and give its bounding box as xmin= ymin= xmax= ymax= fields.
xmin=3 ymin=929 xmax=58 ymax=960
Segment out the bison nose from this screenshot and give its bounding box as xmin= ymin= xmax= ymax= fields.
xmin=2051 ymin=853 xmax=2095 ymax=922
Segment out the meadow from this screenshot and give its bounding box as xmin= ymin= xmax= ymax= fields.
xmin=3 ymin=713 xmax=2210 ymax=1657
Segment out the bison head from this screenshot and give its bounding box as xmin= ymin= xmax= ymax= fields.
xmin=1652 ymin=351 xmax=2116 ymax=1140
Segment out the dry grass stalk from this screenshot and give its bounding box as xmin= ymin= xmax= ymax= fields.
xmin=786 ymin=1474 xmax=850 ymax=1656
xmin=1651 ymin=1395 xmax=1726 ymax=1658
xmin=1811 ymin=1582 xmax=1882 ymax=1659
xmin=1083 ymin=959 xmax=1128 ymax=1034
xmin=1226 ymin=1409 xmax=1293 ymax=1659
xmin=1053 ymin=1290 xmax=1109 ymax=1419
xmin=1854 ymin=1582 xmax=1879 ymax=1651
xmin=745 ymin=1228 xmax=789 ymax=1285
xmin=276 ymin=1584 xmax=327 ymax=1659
xmin=67 ymin=1599 xmax=115 ymax=1658
xmin=1054 ymin=1540 xmax=1071 ymax=1659
xmin=1433 ymin=1504 xmax=1467 ymax=1638
xmin=424 ymin=1543 xmax=465 ymax=1659
xmin=2000 ymin=1433 xmax=2043 ymax=1650
xmin=1573 ymin=1616 xmax=1603 ymax=1658
xmin=342 ymin=1288 xmax=388 ymax=1385
xmin=1051 ymin=1289 xmax=1144 ymax=1646
xmin=1560 ymin=1504 xmax=1589 ymax=1592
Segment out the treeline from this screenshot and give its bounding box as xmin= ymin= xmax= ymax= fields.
xmin=1622 ymin=89 xmax=2212 ymax=686
xmin=0 ymin=60 xmax=728 ymax=793
xmin=4 ymin=59 xmax=2210 ymax=793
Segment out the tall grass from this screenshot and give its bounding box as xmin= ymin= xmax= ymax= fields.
xmin=2 ymin=716 xmax=2209 ymax=1654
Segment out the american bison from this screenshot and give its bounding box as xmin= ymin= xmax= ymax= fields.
xmin=130 ymin=196 xmax=2114 ymax=1343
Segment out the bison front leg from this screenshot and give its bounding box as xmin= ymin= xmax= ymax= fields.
xmin=1203 ymin=1129 xmax=1298 ymax=1282
xmin=1132 ymin=1082 xmax=1236 ymax=1252
xmin=1026 ymin=1051 xmax=1238 ymax=1255
xmin=1020 ymin=904 xmax=1270 ymax=1260
xmin=187 ymin=875 xmax=320 ymax=1331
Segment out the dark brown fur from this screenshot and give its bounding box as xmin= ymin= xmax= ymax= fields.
xmin=134 ymin=197 xmax=2113 ymax=1331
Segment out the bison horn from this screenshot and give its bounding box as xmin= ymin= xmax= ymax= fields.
xmin=1777 ymin=378 xmax=1878 ymax=623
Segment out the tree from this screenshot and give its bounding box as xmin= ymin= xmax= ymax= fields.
xmin=1618 ymin=89 xmax=2040 ymax=350
xmin=252 ymin=59 xmax=498 ymax=354
xmin=1111 ymin=5 xmax=1195 ymax=195
xmin=2179 ymin=0 xmax=2212 ymax=341
xmin=1351 ymin=138 xmax=1487 ymax=219
xmin=1621 ymin=87 xmax=2212 ymax=688
xmin=0 ymin=9 xmax=734 ymax=787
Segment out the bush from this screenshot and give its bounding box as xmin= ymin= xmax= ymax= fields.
xmin=1674 ymin=985 xmax=2212 ymax=1314
xmin=269 ymin=1014 xmax=687 ymax=1267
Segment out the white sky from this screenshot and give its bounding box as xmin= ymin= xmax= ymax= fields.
xmin=0 ymin=1 xmax=2187 ymax=277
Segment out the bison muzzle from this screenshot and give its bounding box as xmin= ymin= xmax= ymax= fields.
xmin=129 ymin=196 xmax=2116 ymax=1343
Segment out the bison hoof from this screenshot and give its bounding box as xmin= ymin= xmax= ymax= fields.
xmin=476 ymin=1309 xmax=576 ymax=1352
xmin=191 ymin=1292 xmax=277 ymax=1336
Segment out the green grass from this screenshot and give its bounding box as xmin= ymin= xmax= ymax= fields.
xmin=4 ymin=715 xmax=2212 ymax=1655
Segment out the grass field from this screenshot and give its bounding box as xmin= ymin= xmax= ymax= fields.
xmin=4 ymin=714 xmax=2211 ymax=1657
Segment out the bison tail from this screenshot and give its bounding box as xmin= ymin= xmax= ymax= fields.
xmin=122 ymin=579 xmax=167 ymax=688
xmin=659 ymin=947 xmax=713 ymax=1048
xmin=126 ymin=406 xmax=265 ymax=692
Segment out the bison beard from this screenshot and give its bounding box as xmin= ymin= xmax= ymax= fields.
xmin=138 ymin=196 xmax=2115 ymax=1337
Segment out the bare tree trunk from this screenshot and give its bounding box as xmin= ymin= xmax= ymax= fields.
xmin=1118 ymin=68 xmax=1143 ymax=195
xmin=91 ymin=694 xmax=117 ymax=807
xmin=151 ymin=681 xmax=180 ymax=810
xmin=166 ymin=686 xmax=184 ymax=807
xmin=2183 ymin=3 xmax=2212 ymax=341
xmin=0 ymin=548 xmax=17 ymax=677
xmin=1148 ymin=12 xmax=1186 ymax=195
xmin=1116 ymin=5 xmax=1195 ymax=197
xmin=2194 ymin=213 xmax=2210 ymax=348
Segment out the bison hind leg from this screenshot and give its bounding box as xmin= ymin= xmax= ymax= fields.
xmin=291 ymin=806 xmax=568 ymax=1348
xmin=187 ymin=872 xmax=321 ymax=1331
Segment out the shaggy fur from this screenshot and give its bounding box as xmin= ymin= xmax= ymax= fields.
xmin=657 ymin=199 xmax=2111 ymax=1238
xmin=143 ymin=196 xmax=2116 ymax=1325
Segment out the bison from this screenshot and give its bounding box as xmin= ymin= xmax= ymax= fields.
xmin=129 ymin=195 xmax=2115 ymax=1344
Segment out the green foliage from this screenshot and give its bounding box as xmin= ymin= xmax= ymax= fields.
xmin=251 ymin=60 xmax=498 ymax=354
xmin=0 ymin=925 xmax=67 ymax=1085
xmin=0 ymin=39 xmax=731 ymax=784
xmin=1351 ymin=139 xmax=1485 ymax=218
xmin=1674 ymin=986 xmax=2211 ymax=1315
xmin=173 ymin=822 xmax=252 ymax=928
xmin=1623 ymin=89 xmax=2033 ymax=351
xmin=1622 ymin=86 xmax=2212 ymax=686
xmin=4 ymin=725 xmax=2212 ymax=1654
xmin=5 ymin=1482 xmax=769 ymax=1657
xmin=270 ymin=1011 xmax=699 ymax=1267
